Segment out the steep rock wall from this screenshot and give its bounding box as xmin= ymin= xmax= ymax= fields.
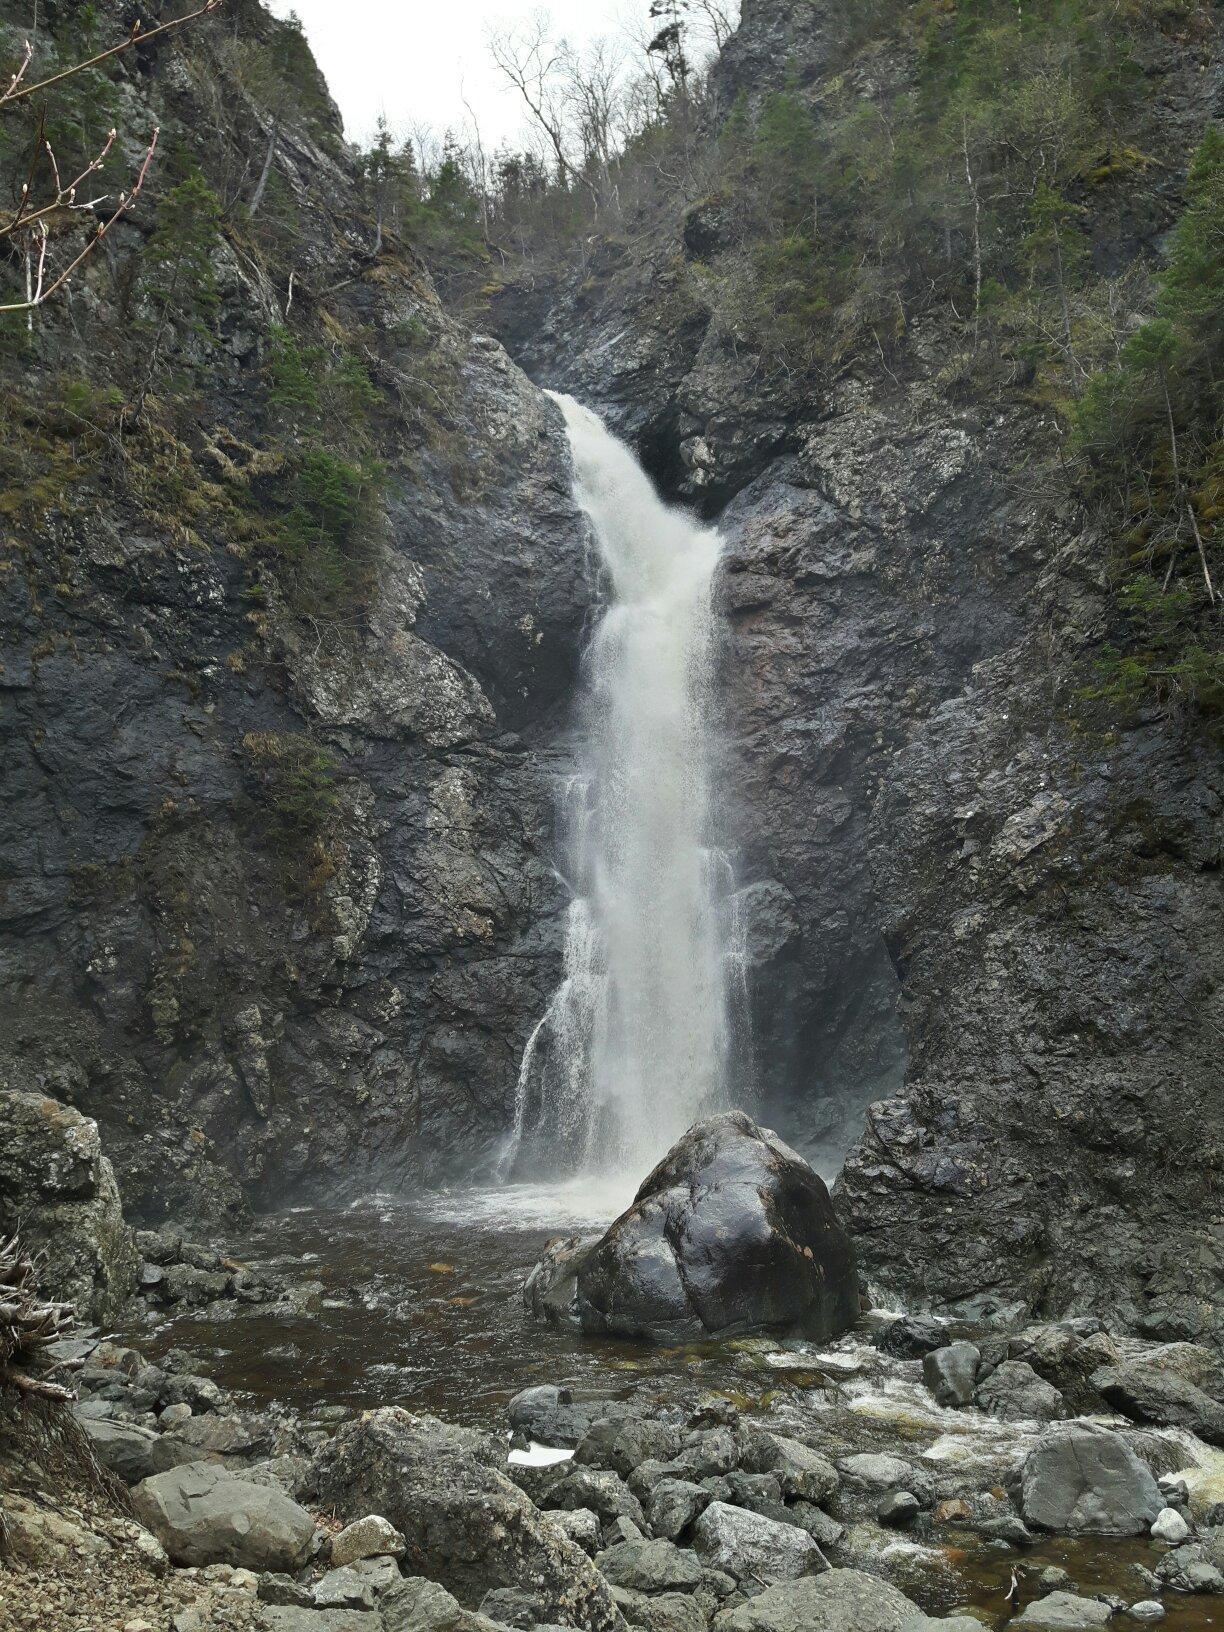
xmin=491 ymin=2 xmax=1224 ymax=1339
xmin=0 ymin=0 xmax=590 ymax=1224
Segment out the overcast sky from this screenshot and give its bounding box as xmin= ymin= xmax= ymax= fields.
xmin=267 ymin=1 xmax=638 ymax=151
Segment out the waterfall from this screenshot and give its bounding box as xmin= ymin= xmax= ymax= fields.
xmin=501 ymin=394 xmax=743 ymax=1186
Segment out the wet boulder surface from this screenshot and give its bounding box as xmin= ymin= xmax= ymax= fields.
xmin=537 ymin=1113 xmax=858 ymax=1344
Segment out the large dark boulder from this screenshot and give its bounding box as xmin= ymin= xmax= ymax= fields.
xmin=532 ymin=1113 xmax=858 ymax=1344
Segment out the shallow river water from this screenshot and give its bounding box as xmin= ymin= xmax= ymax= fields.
xmin=130 ymin=1189 xmax=1221 ymax=1632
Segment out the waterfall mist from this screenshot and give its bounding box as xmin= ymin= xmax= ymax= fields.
xmin=502 ymin=394 xmax=745 ymax=1189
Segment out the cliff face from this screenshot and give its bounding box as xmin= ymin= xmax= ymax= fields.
xmin=3 ymin=0 xmax=1220 ymax=1351
xmin=0 ymin=0 xmax=590 ymax=1224
xmin=491 ymin=2 xmax=1224 ymax=1339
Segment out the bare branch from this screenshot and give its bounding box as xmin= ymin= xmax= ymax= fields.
xmin=0 ymin=0 xmax=225 ymax=108
xmin=0 ymin=126 xmax=159 ymax=316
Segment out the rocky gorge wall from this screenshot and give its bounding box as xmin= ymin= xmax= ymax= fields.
xmin=1 ymin=0 xmax=1220 ymax=1357
xmin=0 ymin=0 xmax=592 ymax=1234
xmin=489 ymin=0 xmax=1224 ymax=1341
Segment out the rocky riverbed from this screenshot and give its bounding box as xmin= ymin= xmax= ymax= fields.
xmin=5 ymin=1187 xmax=1224 ymax=1632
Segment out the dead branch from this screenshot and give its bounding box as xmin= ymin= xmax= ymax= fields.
xmin=0 ymin=1234 xmax=81 ymax=1405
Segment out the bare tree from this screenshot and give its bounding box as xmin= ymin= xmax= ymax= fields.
xmin=0 ymin=0 xmax=224 ymax=317
xmin=489 ymin=13 xmax=595 ymax=201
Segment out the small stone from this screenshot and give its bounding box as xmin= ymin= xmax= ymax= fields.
xmin=229 ymin=1567 xmax=258 ymax=1591
xmin=969 ymin=1517 xmax=1031 ymax=1549
xmin=1128 ymin=1604 xmax=1164 ymax=1622
xmin=329 ymin=1512 xmax=407 ymax=1566
xmin=160 ymin=1403 xmax=192 ymax=1427
xmin=1039 ymin=1568 xmax=1076 ymax=1595
xmin=1151 ymin=1508 xmax=1191 ymax=1545
xmin=877 ymin=1490 xmax=920 ymax=1528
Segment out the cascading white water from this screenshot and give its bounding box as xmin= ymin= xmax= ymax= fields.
xmin=501 ymin=394 xmax=743 ymax=1187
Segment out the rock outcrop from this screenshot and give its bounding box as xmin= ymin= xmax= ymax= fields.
xmin=0 ymin=1085 xmax=138 ymax=1322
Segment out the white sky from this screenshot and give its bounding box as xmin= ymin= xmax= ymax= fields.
xmin=268 ymin=1 xmax=641 ymax=151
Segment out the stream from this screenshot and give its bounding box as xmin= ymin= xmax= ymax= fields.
xmin=126 ymin=1189 xmax=1221 ymax=1632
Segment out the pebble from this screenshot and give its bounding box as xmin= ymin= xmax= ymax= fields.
xmin=1129 ymin=1604 xmax=1165 ymax=1622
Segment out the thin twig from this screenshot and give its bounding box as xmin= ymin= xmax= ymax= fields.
xmin=0 ymin=0 xmax=224 ymax=107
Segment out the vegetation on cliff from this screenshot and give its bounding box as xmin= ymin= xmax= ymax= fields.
xmin=379 ymin=0 xmax=1219 ymax=720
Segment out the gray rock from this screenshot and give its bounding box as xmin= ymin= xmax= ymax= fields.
xmin=381 ymin=1576 xmax=505 ymax=1632
xmin=557 ymin=1114 xmax=857 ymax=1344
xmin=508 ymin=1385 xmax=613 ymax=1448
xmin=872 ymin=1318 xmax=949 ymax=1360
xmin=478 ymin=1587 xmax=545 ymax=1627
xmin=1151 ymin=1507 xmax=1191 ymax=1545
xmin=257 ymin=1574 xmax=316 ymax=1608
xmin=1093 ymin=1363 xmax=1224 ymax=1447
xmin=78 ymin=1415 xmax=199 ymax=1485
xmin=330 ymin=1514 xmax=406 ymax=1566
xmin=788 ymin=1503 xmax=845 ymax=1550
xmin=312 ymin=1565 xmax=378 ymax=1609
xmin=258 ymin=1611 xmax=386 ymax=1632
xmin=547 ymin=1507 xmax=602 ymax=1553
xmin=523 ymin=1236 xmax=600 ymax=1329
xmin=1127 ymin=1605 xmax=1164 ymax=1622
xmin=132 ymin=1460 xmax=316 ymax=1570
xmin=612 ymin=1588 xmax=705 ymax=1632
xmin=974 ymin=1516 xmax=1033 ymax=1546
xmin=1011 ymin=1592 xmax=1113 ymax=1629
xmin=595 ymin=1538 xmax=704 ymax=1594
xmin=309 ymin=1408 xmax=622 ymax=1632
xmin=1039 ymin=1570 xmax=1076 ymax=1595
xmin=649 ymin=1480 xmax=711 ymax=1541
xmin=923 ymin=1343 xmax=981 ymax=1408
xmin=741 ymin=1434 xmax=838 ymax=1504
xmin=839 ymin=1453 xmax=930 ymax=1504
xmin=975 ymin=1360 xmax=1067 ymax=1423
xmin=677 ymin=1428 xmax=741 ymax=1480
xmin=712 ymin=1567 xmax=924 ymax=1632
xmin=580 ymin=1418 xmax=684 ymax=1479
xmin=878 ymin=1491 xmax=920 ymax=1528
xmin=545 ymin=1466 xmax=647 ymax=1528
xmin=0 ymin=1089 xmax=138 ymax=1323
xmin=693 ymin=1502 xmax=825 ymax=1592
xmin=1018 ymin=1424 xmax=1163 ymax=1535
